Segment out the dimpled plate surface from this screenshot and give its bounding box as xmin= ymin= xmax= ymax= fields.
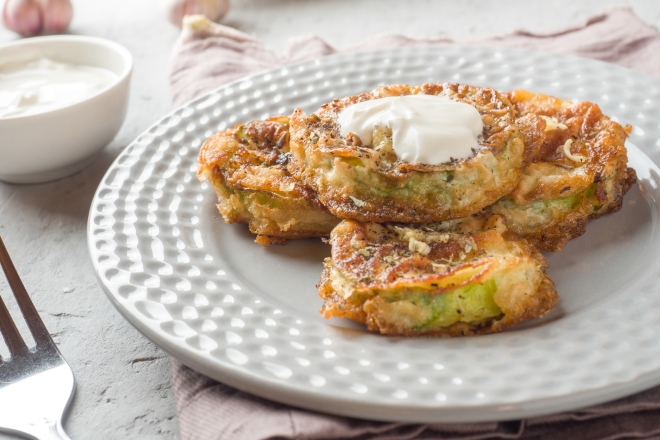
xmin=88 ymin=46 xmax=660 ymax=423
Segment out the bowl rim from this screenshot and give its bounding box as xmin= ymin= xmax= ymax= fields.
xmin=0 ymin=35 xmax=133 ymax=121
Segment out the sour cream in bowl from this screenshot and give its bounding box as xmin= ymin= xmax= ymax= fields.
xmin=0 ymin=36 xmax=132 ymax=184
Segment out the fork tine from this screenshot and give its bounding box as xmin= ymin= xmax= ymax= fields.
xmin=0 ymin=236 xmax=52 ymax=348
xmin=0 ymin=292 xmax=28 ymax=357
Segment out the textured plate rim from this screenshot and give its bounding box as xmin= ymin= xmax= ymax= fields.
xmin=88 ymin=45 xmax=660 ymax=423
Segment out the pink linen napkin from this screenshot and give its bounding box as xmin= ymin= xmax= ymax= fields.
xmin=170 ymin=7 xmax=660 ymax=440
xmin=170 ymin=6 xmax=660 ymax=106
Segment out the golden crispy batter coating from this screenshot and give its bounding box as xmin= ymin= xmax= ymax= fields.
xmin=289 ymin=83 xmax=528 ymax=223
xmin=318 ymin=215 xmax=558 ymax=337
xmin=198 ymin=116 xmax=340 ymax=244
xmin=488 ymin=90 xmax=637 ymax=251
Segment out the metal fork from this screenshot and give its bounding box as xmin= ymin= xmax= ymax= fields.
xmin=0 ymin=237 xmax=75 ymax=440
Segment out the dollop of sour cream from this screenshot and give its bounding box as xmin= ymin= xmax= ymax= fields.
xmin=337 ymin=94 xmax=484 ymax=165
xmin=0 ymin=57 xmax=117 ymax=119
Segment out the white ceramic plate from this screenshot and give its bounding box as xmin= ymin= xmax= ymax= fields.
xmin=88 ymin=46 xmax=660 ymax=423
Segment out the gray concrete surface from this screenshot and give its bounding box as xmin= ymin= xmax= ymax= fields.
xmin=1 ymin=0 xmax=659 ymax=438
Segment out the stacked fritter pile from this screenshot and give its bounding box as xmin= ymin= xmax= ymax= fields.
xmin=198 ymin=83 xmax=636 ymax=336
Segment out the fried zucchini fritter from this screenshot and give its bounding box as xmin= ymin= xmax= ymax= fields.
xmin=198 ymin=116 xmax=340 ymax=244
xmin=488 ymin=90 xmax=637 ymax=251
xmin=318 ymin=215 xmax=558 ymax=336
xmin=289 ymin=83 xmax=528 ymax=223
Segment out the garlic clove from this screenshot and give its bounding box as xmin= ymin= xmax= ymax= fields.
xmin=2 ymin=0 xmax=43 ymax=36
xmin=163 ymin=0 xmax=230 ymax=27
xmin=39 ymin=0 xmax=73 ymax=33
xmin=208 ymin=0 xmax=230 ymax=21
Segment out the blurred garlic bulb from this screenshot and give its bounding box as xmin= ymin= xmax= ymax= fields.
xmin=40 ymin=0 xmax=73 ymax=33
xmin=2 ymin=0 xmax=43 ymax=36
xmin=164 ymin=0 xmax=230 ymax=27
xmin=1 ymin=0 xmax=72 ymax=36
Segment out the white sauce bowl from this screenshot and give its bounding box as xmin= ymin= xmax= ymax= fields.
xmin=0 ymin=36 xmax=132 ymax=184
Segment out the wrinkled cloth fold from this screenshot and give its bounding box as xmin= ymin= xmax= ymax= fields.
xmin=170 ymin=7 xmax=660 ymax=440
xmin=173 ymin=359 xmax=660 ymax=440
xmin=171 ymin=6 xmax=660 ymax=107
